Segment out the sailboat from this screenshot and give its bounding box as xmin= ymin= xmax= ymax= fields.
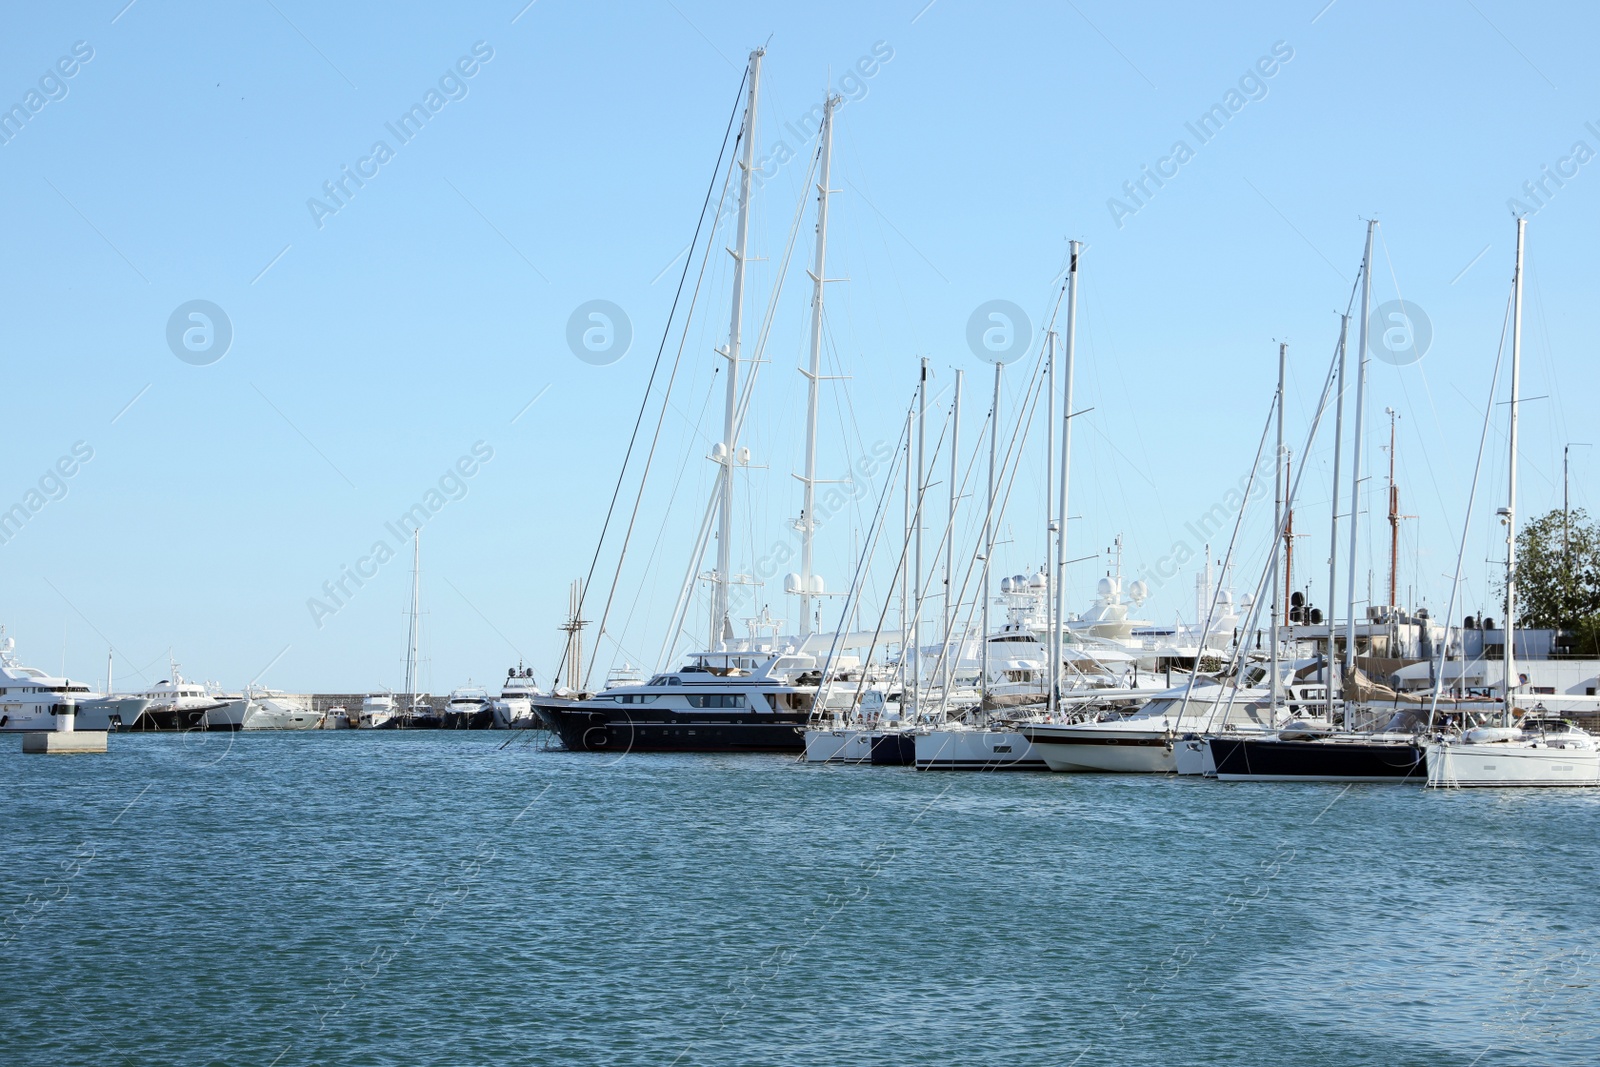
xmin=1425 ymin=219 xmax=1600 ymax=788
xmin=535 ymin=53 xmax=890 ymax=754
xmin=370 ymin=529 xmax=440 ymax=729
xmin=1201 ymin=222 xmax=1428 ymax=782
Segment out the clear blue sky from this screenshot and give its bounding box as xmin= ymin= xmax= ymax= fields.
xmin=2 ymin=0 xmax=1595 ymax=693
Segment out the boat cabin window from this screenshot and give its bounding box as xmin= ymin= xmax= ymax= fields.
xmin=685 ymin=693 xmax=745 ymax=709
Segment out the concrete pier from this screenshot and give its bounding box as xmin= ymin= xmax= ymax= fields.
xmin=22 ymin=731 xmax=108 ymax=754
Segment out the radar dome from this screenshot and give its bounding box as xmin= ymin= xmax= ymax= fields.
xmin=1096 ymin=577 xmax=1114 ymax=597
xmin=1128 ymin=580 xmax=1149 ymax=604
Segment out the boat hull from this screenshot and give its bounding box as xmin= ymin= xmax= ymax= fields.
xmin=1174 ymin=737 xmax=1208 ymax=776
xmin=1019 ymin=727 xmax=1177 ymax=773
xmin=74 ymin=697 xmax=149 ymax=732
xmin=870 ymin=731 xmax=915 ymax=766
xmin=535 ymin=702 xmax=805 ymax=753
xmin=913 ymin=728 xmax=1047 ymax=771
xmin=803 ymin=728 xmax=876 ymax=763
xmin=1207 ymin=736 xmax=1426 ymax=782
xmin=1425 ymin=741 xmax=1600 ymax=788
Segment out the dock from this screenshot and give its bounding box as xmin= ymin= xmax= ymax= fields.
xmin=22 ymin=731 xmax=108 ymax=754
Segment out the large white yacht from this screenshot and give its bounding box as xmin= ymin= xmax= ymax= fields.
xmin=121 ymin=665 xmax=229 ymax=731
xmin=0 ymin=634 xmax=85 ymax=731
xmin=0 ymin=632 xmax=150 ymax=731
xmin=534 ymin=633 xmax=883 ymax=753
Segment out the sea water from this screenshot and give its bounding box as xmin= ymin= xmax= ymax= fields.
xmin=2 ymin=731 xmax=1596 ymax=1066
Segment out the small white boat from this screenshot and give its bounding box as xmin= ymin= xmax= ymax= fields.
xmin=359 ymin=693 xmax=396 ymax=729
xmin=1425 ymin=717 xmax=1600 ymax=788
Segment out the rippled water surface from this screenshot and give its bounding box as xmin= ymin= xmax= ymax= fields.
xmin=3 ymin=731 xmax=1597 ymax=1065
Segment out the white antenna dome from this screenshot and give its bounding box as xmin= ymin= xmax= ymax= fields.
xmin=1096 ymin=577 xmax=1114 ymax=597
xmin=1128 ymin=580 xmax=1149 ymax=604
xmin=1030 ymin=572 xmax=1047 ymax=589
xmin=809 ymin=575 xmax=824 ymax=594
xmin=784 ymin=573 xmax=802 ymax=594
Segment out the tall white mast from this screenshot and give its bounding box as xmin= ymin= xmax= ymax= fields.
xmin=797 ymin=92 xmax=838 ymax=633
xmin=1044 ymin=329 xmax=1056 ymax=704
xmin=912 ymin=356 xmax=928 ymax=710
xmin=1326 ymin=313 xmax=1349 ymax=721
xmin=712 ymin=48 xmax=763 ymax=648
xmin=1505 ymin=217 xmax=1526 ymax=724
xmin=902 ymin=408 xmax=912 ymax=700
xmin=982 ymin=360 xmax=1001 ymax=707
xmin=405 ymin=528 xmax=420 ymax=705
xmin=1343 ymin=220 xmax=1376 ymax=680
xmin=1271 ymin=342 xmax=1286 ymax=710
xmin=944 ymin=370 xmax=962 ymax=703
xmin=1051 ymin=242 xmax=1080 ymax=716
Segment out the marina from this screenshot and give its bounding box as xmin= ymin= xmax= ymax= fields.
xmin=7 ymin=5 xmax=1600 ymax=1065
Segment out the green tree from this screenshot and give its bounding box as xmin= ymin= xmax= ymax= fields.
xmin=1502 ymin=507 xmax=1600 ymax=631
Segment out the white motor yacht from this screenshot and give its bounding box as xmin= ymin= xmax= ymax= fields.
xmin=359 ymin=693 xmax=396 ymax=729
xmin=120 ymin=664 xmax=228 ymax=731
xmin=1017 ymin=680 xmax=1294 ymax=773
xmin=0 ymin=634 xmax=85 ymax=731
xmin=0 ymin=631 xmax=151 ymax=731
xmin=205 ymin=687 xmax=319 ymax=731
xmin=443 ymin=683 xmax=494 ymax=729
xmin=491 ymin=664 xmax=543 ymax=729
